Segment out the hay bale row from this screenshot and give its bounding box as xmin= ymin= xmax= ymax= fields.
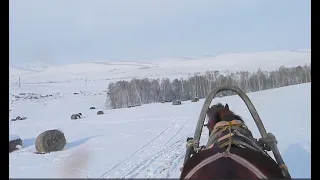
xmin=127 ymin=104 xmax=141 ymax=108
xmin=71 ymin=110 xmax=105 ymax=120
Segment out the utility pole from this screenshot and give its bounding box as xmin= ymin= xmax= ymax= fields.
xmin=18 ymin=77 xmax=21 ymax=88
xmin=85 ymin=76 xmax=88 ymax=86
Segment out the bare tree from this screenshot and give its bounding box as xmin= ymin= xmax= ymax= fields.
xmin=106 ymin=63 xmax=311 ymax=109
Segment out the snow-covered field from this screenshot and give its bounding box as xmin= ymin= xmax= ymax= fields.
xmin=10 ymin=50 xmax=310 ymax=90
xmin=9 ymin=50 xmax=311 ymax=178
xmin=9 ymin=82 xmax=311 ymax=178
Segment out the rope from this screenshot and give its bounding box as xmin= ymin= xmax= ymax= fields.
xmin=212 ymin=120 xmax=244 ymax=134
xmin=186 ymin=139 xmax=202 ymax=152
xmin=209 ymin=120 xmax=246 ymax=149
xmin=193 ymin=119 xmax=269 ymax=156
xmin=225 ymin=122 xmax=233 ymax=153
xmin=207 ymin=120 xmax=269 ymax=158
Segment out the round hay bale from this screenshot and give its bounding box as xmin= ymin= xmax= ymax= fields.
xmin=97 ymin=111 xmax=104 ymax=115
xmin=35 ymin=129 xmax=66 ymax=153
xmin=71 ymin=114 xmax=81 ymax=120
xmin=19 ymin=116 xmax=27 ymax=120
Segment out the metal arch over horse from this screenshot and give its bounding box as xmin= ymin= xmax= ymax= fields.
xmin=180 ymin=86 xmax=291 ymax=179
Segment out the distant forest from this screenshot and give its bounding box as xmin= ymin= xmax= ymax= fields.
xmin=106 ymin=64 xmax=311 ymax=109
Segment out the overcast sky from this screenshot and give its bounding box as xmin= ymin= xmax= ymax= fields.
xmin=9 ymin=0 xmax=310 ymax=65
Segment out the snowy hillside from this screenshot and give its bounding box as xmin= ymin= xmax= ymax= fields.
xmin=10 ymin=50 xmax=311 ymax=87
xmin=9 ymin=83 xmax=311 ymax=178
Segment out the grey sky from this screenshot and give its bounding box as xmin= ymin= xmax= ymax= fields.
xmin=9 ymin=0 xmax=310 ymax=65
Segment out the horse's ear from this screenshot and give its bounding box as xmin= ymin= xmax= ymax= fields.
xmin=225 ymin=103 xmax=229 ymax=110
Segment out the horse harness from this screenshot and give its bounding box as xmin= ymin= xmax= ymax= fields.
xmin=207 ymin=119 xmax=265 ymax=151
xmin=184 ymin=118 xmax=271 ymax=179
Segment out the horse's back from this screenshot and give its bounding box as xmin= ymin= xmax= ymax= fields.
xmin=180 ymin=147 xmax=285 ymax=179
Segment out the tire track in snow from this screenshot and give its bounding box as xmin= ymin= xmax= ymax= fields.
xmin=150 ymin=152 xmax=185 ymax=178
xmin=150 ymin=148 xmax=186 ymax=178
xmin=120 ymin=119 xmax=190 ymax=178
xmin=98 ymin=118 xmax=182 ymax=178
xmin=167 ymin=152 xmax=185 ymax=176
xmin=125 ymin=138 xmax=185 ymax=178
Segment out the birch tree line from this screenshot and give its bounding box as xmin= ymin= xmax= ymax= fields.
xmin=106 ymin=64 xmax=311 ymax=109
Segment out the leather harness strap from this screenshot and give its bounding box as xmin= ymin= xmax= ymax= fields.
xmin=184 ymin=152 xmax=268 ymax=179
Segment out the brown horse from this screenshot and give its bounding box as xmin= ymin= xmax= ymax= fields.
xmin=180 ymin=103 xmax=287 ymax=179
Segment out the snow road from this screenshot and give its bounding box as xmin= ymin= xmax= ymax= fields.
xmin=9 ymin=83 xmax=311 ymax=178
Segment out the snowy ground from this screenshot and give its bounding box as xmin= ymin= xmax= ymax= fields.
xmin=9 ymin=82 xmax=311 ymax=178
xmin=9 ymin=49 xmax=311 ymax=178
